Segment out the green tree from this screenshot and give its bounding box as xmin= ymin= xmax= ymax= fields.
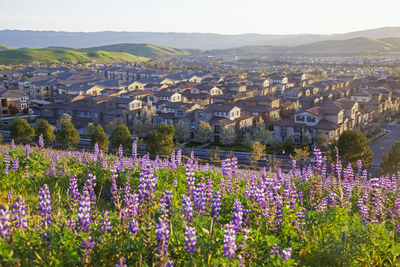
xmin=253 ymin=125 xmax=273 ymax=145
xmin=90 ymin=124 xmax=110 ymax=152
xmin=243 ymin=131 xmax=253 ymax=146
xmin=220 ymin=128 xmax=236 ymax=146
xmin=56 ymin=121 xmax=80 ymax=148
xmin=147 ymin=123 xmax=175 ymax=157
xmin=196 ymin=121 xmax=212 ymax=144
xmin=85 ymin=122 xmax=96 ymax=136
xmin=109 ymin=124 xmax=131 ymax=150
xmin=314 ymin=132 xmax=329 ymax=149
xmin=337 ymin=130 xmax=373 ymax=168
xmin=381 ymin=141 xmax=400 ymax=174
xmin=9 ymin=117 xmax=35 ymax=144
xmin=173 ymin=121 xmax=190 ymax=142
xmin=36 ymin=119 xmax=55 ymax=145
xmin=56 ymin=113 xmax=71 ymax=129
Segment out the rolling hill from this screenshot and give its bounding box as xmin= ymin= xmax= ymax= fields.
xmin=0 ymin=49 xmax=148 ymax=65
xmin=209 ymin=37 xmax=400 ymax=56
xmin=0 ymin=45 xmax=13 ymax=51
xmin=80 ymin=43 xmax=189 ymax=57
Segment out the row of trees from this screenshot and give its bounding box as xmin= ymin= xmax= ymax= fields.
xmin=8 ymin=116 xmax=80 ymax=148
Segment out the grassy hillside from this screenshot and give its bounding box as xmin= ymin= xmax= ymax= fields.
xmin=0 ymin=45 xmax=14 ymax=51
xmin=210 ymin=37 xmax=400 ymax=56
xmin=291 ymin=37 xmax=397 ymax=53
xmin=0 ymin=49 xmax=149 ymax=64
xmin=81 ymin=43 xmax=189 ymax=57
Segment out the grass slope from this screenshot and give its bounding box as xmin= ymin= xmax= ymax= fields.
xmin=0 ymin=49 xmax=149 ymax=64
xmin=210 ymin=37 xmax=400 ymax=56
xmin=0 ymin=45 xmax=14 ymax=51
xmin=81 ymin=43 xmax=189 ymax=57
xmin=291 ymin=37 xmax=398 ymax=53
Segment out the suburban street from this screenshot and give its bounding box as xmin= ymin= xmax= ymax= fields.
xmin=370 ymin=123 xmax=400 ymax=167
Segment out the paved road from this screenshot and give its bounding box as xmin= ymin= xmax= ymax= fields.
xmin=370 ymin=123 xmax=400 ymax=167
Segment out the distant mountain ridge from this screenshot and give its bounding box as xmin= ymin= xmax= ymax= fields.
xmin=209 ymin=37 xmax=400 ymax=56
xmin=2 ymin=27 xmax=400 ymax=49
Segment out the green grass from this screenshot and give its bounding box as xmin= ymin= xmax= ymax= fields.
xmin=81 ymin=43 xmax=189 ymax=58
xmin=0 ymin=45 xmax=14 ymax=51
xmin=0 ymin=49 xmax=149 ymax=64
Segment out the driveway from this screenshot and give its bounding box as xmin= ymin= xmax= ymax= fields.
xmin=370 ymin=123 xmax=400 ymax=167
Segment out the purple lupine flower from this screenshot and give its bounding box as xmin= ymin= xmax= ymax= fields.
xmin=67 ymin=219 xmax=76 ymax=230
xmin=186 ymin=158 xmax=196 ymax=196
xmin=77 ymin=188 xmax=91 ymax=231
xmin=123 ymin=182 xmax=132 ymax=206
xmin=211 ymin=192 xmax=221 ymax=221
xmin=313 ymin=147 xmax=322 ymax=174
xmin=156 ymin=216 xmax=170 ymax=258
xmin=118 ymin=145 xmax=124 ymax=160
xmin=184 ymin=226 xmax=197 ymax=254
xmin=370 ymin=178 xmax=382 ymax=223
xmin=132 ymin=140 xmax=137 ymax=160
xmin=0 ymin=206 xmax=11 ymax=238
xmin=176 ymin=149 xmax=182 ymax=166
xmin=10 ymin=140 xmax=15 ymax=150
xmin=128 ymin=218 xmax=139 ymax=235
xmin=12 ymin=196 xmax=28 ymax=229
xmin=270 ymin=244 xmax=280 ymax=257
xmin=138 ymin=165 xmax=156 ymax=205
xmin=205 ymin=178 xmax=213 ymax=205
xmin=115 ymin=257 xmax=127 ymax=267
xmin=357 ymin=160 xmax=362 ymax=174
xmin=11 ymin=157 xmax=19 ymax=172
xmin=6 ymin=188 xmax=13 ymax=201
xmin=101 ymin=211 xmax=111 ymax=232
xmin=38 ymin=184 xmax=52 ymax=227
xmin=395 ymin=197 xmax=400 ymax=216
xmin=24 ymin=166 xmax=30 ymax=179
xmin=25 ymin=144 xmax=31 ymax=157
xmin=166 ymin=261 xmax=174 ymax=267
xmin=223 ymin=223 xmax=237 ymax=259
xmin=172 ymin=179 xmax=178 ymax=187
xmin=110 ymin=169 xmax=120 ymax=204
xmin=160 ymin=190 xmax=173 ymax=218
xmin=3 ymin=153 xmax=10 ymax=175
xmin=170 ymin=151 xmax=176 ymax=170
xmin=291 ymin=160 xmax=296 ymax=173
xmin=86 ymin=173 xmax=97 ymax=207
xmin=274 ymin=197 xmax=283 ymax=230
xmin=281 ymin=247 xmax=293 ymax=261
xmin=38 ymin=134 xmax=44 ymax=150
xmin=182 ymin=195 xmax=193 ymax=222
xmin=232 ymin=199 xmax=244 ymax=231
xmin=193 ymin=180 xmax=206 ymax=214
xmin=82 ymin=234 xmax=94 ymax=250
xmin=69 ymin=175 xmax=80 ymax=203
xmin=358 ymin=197 xmax=368 ymax=223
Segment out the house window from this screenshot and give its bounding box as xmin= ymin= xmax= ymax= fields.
xmin=307 ymin=116 xmax=316 ymax=122
xmin=177 ymin=110 xmax=183 ymax=116
xmin=296 ymin=115 xmax=305 ymax=122
xmin=21 ymin=104 xmax=27 ymax=109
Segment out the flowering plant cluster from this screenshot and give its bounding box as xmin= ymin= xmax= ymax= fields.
xmin=0 ymin=144 xmax=399 ymax=266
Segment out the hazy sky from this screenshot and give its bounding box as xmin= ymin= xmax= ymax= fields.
xmin=1 ymin=0 xmax=400 ymax=34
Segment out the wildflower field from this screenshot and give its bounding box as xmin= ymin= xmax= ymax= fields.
xmin=1 ymin=140 xmax=400 ymax=266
